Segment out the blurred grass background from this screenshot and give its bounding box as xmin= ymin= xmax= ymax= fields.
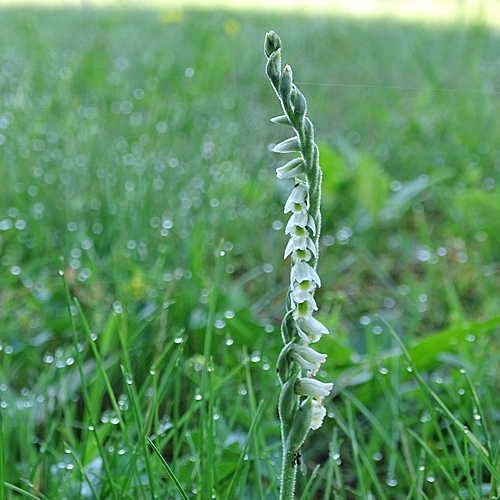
xmin=2 ymin=1 xmax=500 ymax=498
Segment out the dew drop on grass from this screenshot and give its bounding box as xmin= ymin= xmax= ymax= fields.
xmin=262 ymin=363 xmax=270 ymax=371
xmin=373 ymin=452 xmax=383 ymax=461
xmin=110 ymin=417 xmax=119 ymax=425
xmin=459 ymin=368 xmax=466 ymax=374
xmin=386 ymin=478 xmax=397 ymax=487
xmin=149 ymin=370 xmax=155 ymax=376
xmin=250 ymin=352 xmax=261 ymax=362
xmin=426 ymin=475 xmax=435 ymax=483
xmin=406 ymin=366 xmax=413 ymax=372
xmin=378 ymin=367 xmax=388 ymax=375
xmin=90 ymin=333 xmax=97 ymax=341
xmin=419 ymin=465 xmax=425 ymax=472
xmin=58 ymin=270 xmax=64 ymax=276
xmin=458 ymin=388 xmax=465 ymax=395
xmin=225 ymin=338 xmax=233 ymax=346
xmin=373 ymin=326 xmax=383 ymax=335
xmin=88 ymin=426 xmax=94 ymax=431
xmin=195 ymin=394 xmax=202 ymax=401
xmin=466 ymin=334 xmax=475 ymax=342
xmin=174 ymin=337 xmax=183 ymax=344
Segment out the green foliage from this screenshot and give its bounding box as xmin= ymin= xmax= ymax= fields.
xmin=1 ymin=4 xmax=500 ymax=500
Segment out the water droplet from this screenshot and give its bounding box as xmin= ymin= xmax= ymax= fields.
xmin=360 ymin=316 xmax=370 ymax=325
xmin=58 ymin=270 xmax=64 ymax=276
xmin=226 ymin=338 xmax=233 ymax=346
xmin=459 ymin=368 xmax=466 ymax=374
xmin=378 ymin=367 xmax=388 ymax=375
xmin=386 ymin=478 xmax=397 ymax=487
xmin=195 ymin=394 xmax=202 ymax=401
xmin=88 ymin=426 xmax=94 ymax=431
xmin=406 ymin=366 xmax=413 ymax=372
xmin=174 ymin=337 xmax=184 ymax=344
xmin=250 ymin=352 xmax=261 ymax=363
xmin=372 ymin=326 xmax=383 ymax=335
xmin=90 ymin=333 xmax=97 ymax=341
xmin=466 ymin=334 xmax=475 ymax=342
xmin=419 ymin=465 xmax=425 ymax=471
xmin=117 ymin=449 xmax=126 ymax=455
xmin=150 ymin=370 xmax=156 ymax=376
xmin=458 ymin=388 xmax=465 ymax=395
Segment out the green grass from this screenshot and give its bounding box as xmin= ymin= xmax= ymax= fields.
xmin=1 ymin=4 xmax=500 ymax=499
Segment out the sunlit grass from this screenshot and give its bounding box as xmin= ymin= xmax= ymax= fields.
xmin=3 ymin=0 xmax=500 ymax=27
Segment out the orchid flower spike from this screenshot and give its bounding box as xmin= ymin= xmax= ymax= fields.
xmin=264 ymin=30 xmax=332 ymax=500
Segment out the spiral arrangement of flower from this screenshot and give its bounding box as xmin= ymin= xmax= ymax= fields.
xmin=264 ymin=31 xmax=333 ymax=500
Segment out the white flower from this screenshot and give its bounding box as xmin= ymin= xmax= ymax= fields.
xmin=276 ymin=157 xmax=305 ymax=179
xmin=290 ymin=344 xmax=327 ymax=374
xmin=273 ymin=136 xmax=301 ymax=154
xmin=291 ymin=248 xmax=313 ymax=262
xmin=296 ymin=315 xmax=329 ymax=343
xmin=290 ymin=288 xmax=317 ymax=313
xmin=291 ymin=261 xmax=321 ymax=287
xmin=284 ymin=235 xmax=317 ymax=259
xmin=295 ymin=378 xmax=333 ymax=398
xmin=310 ymin=397 xmax=327 ymax=430
xmin=284 ymin=183 xmax=309 ymax=214
xmin=284 ymin=234 xmax=316 ymax=259
xmin=285 ymin=212 xmax=316 ymax=236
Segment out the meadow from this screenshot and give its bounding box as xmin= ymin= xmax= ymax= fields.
xmin=2 ymin=3 xmax=500 ymax=499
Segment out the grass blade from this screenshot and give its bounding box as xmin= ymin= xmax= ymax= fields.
xmin=146 ymin=437 xmax=190 ymax=500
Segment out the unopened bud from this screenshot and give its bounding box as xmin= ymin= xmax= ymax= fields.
xmin=265 ymin=30 xmax=282 ymax=58
xmin=291 ymin=85 xmax=307 ymax=121
xmin=280 ymin=65 xmax=293 ymax=103
xmin=266 ymin=49 xmax=282 ymax=89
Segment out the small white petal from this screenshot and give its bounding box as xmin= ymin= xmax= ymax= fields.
xmin=296 ymin=315 xmax=329 ymax=343
xmin=285 ymin=212 xmax=309 ymax=234
xmin=307 ymin=238 xmax=318 ymax=257
xmin=284 ymin=183 xmax=309 ymax=214
xmin=291 ymin=261 xmax=321 ymax=287
xmin=307 ymin=215 xmax=316 ymax=236
xmin=273 ymin=136 xmax=301 ymax=153
xmin=276 ymin=157 xmax=305 ymax=179
xmin=310 ymin=398 xmax=327 ymax=430
xmin=270 ymin=114 xmax=292 ymax=126
xmin=290 ymin=288 xmax=317 ymax=311
xmin=284 ymin=238 xmax=295 ymax=259
xmin=292 ymin=344 xmax=327 ymax=365
xmin=296 ymin=378 xmax=333 ymax=398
